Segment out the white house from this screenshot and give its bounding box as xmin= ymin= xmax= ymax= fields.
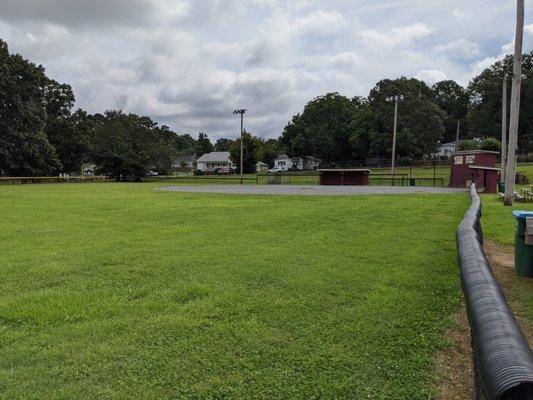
xmin=437 ymin=142 xmax=457 ymax=157
xmin=256 ymin=161 xmax=268 ymax=172
xmin=301 ymin=155 xmax=321 ymax=170
xmin=274 ymin=154 xmax=322 ymax=171
xmin=274 ymin=154 xmax=293 ymax=169
xmin=196 ymin=151 xmax=232 ymax=173
xmin=173 ymin=155 xmax=197 ymax=170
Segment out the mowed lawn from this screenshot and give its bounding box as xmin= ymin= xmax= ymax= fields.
xmin=0 ymin=183 xmax=470 ymax=399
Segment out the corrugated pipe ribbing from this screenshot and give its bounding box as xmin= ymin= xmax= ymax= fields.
xmin=456 ymin=184 xmax=533 ymax=399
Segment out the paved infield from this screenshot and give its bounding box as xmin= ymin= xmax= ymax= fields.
xmin=158 ymin=185 xmax=466 ymax=196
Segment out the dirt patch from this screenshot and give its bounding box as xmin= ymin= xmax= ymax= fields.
xmin=434 ymin=239 xmax=532 ymax=399
xmin=434 ymin=311 xmax=473 ymax=400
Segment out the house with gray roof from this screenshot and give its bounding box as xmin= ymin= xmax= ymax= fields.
xmin=196 ymin=151 xmax=232 ymax=173
xmin=274 ymin=154 xmax=322 ymax=171
xmin=173 ymin=155 xmax=197 ymax=170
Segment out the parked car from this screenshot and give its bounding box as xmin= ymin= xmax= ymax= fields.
xmin=267 ymin=167 xmax=285 ymax=174
xmin=146 ymin=171 xmax=159 ymax=176
xmin=215 ymin=166 xmax=230 ymax=175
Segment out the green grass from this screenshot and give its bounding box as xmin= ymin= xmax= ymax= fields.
xmin=0 ymin=183 xmax=469 ymax=399
xmin=481 ymin=194 xmax=533 ymax=245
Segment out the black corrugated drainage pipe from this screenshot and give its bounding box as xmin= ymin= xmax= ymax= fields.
xmin=456 ymin=184 xmax=533 ymax=399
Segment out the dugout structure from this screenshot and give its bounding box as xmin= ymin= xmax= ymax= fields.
xmin=450 ymin=150 xmax=499 ymax=193
xmin=318 ymin=169 xmax=372 ymax=186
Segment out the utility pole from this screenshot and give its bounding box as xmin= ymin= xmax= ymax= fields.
xmin=455 ymin=120 xmax=461 ymax=152
xmin=233 ymin=109 xmax=247 ymax=184
xmin=392 ymin=98 xmax=398 ymax=175
xmin=504 ymin=0 xmax=524 ymax=206
xmin=386 ymin=95 xmax=404 ymax=175
xmin=501 ymin=73 xmax=508 ymax=182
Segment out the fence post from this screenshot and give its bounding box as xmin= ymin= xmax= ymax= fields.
xmin=433 ymin=161 xmax=436 ymax=187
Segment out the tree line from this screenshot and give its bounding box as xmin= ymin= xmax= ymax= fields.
xmin=1 ymin=37 xmax=532 ymax=177
xmin=280 ymin=53 xmax=533 ymax=165
xmin=1 ymin=39 xmax=206 ymax=178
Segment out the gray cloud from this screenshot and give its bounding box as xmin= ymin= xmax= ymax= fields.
xmin=0 ymin=0 xmax=532 ymax=141
xmin=0 ymin=0 xmax=155 ymax=28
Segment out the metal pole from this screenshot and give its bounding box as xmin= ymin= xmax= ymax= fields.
xmin=501 ymin=73 xmax=508 ymax=182
xmin=240 ymin=112 xmax=244 ymax=185
xmin=391 ymin=98 xmax=398 ymax=176
xmin=455 ymin=120 xmax=461 ymax=152
xmin=504 ymin=0 xmax=524 ymax=206
xmin=433 ymin=161 xmax=436 ymax=187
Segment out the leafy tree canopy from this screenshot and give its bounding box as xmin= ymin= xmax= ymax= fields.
xmin=229 ymin=132 xmax=260 ymax=173
xmin=92 ymin=111 xmax=177 ymax=179
xmin=432 ymin=80 xmax=469 ymax=143
xmin=195 ymin=133 xmax=214 ymax=157
xmin=0 ymin=39 xmax=61 ymax=176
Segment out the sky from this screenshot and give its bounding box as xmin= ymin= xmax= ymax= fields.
xmin=1 ymin=0 xmax=532 ymax=140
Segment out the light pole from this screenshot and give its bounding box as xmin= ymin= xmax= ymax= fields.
xmin=386 ymin=95 xmax=404 ymax=175
xmin=233 ymin=108 xmax=247 ymax=184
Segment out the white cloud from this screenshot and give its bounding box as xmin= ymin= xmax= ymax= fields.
xmin=452 ymin=8 xmax=466 ymax=18
xmin=292 ymin=10 xmax=350 ymax=36
xmin=415 ymin=69 xmax=447 ymax=84
xmin=358 ymin=22 xmax=433 ymax=47
xmin=434 ymin=39 xmax=481 ymax=60
xmin=0 ymin=1 xmax=531 ymax=140
xmin=471 ymin=56 xmax=499 ymax=76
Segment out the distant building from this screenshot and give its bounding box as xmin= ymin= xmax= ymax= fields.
xmin=173 ymin=155 xmax=197 ymax=170
xmin=436 ymin=142 xmax=457 ymax=158
xmin=256 ymin=161 xmax=268 ymax=172
xmin=273 ymin=154 xmax=322 ymax=171
xmin=196 ymin=152 xmax=232 ymax=173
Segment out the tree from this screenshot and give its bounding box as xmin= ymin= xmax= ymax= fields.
xmin=467 ymin=52 xmax=533 ymax=157
xmin=459 ymin=140 xmax=480 ymax=151
xmin=348 ymin=98 xmax=380 ymax=162
xmin=175 ymin=134 xmax=197 ymax=155
xmin=229 ymin=132 xmax=260 ymax=173
xmin=279 ymin=93 xmax=359 ymax=162
xmin=480 ymin=137 xmax=501 ymax=152
xmin=92 ymin=111 xmax=177 ymax=180
xmin=257 ymin=138 xmax=279 ymax=167
xmin=150 ymin=126 xmax=179 ymax=174
xmin=432 ymin=80 xmax=469 ymax=143
xmin=195 ymin=133 xmax=214 ymax=156
xmin=0 ymin=39 xmax=61 ymax=176
xmin=214 ymin=138 xmax=234 ymax=151
xmin=368 ymin=77 xmax=445 ymax=158
xmin=45 ymin=107 xmax=100 ymax=174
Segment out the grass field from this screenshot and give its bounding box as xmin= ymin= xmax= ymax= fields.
xmin=0 ymin=183 xmax=530 ymax=399
xmin=0 ymin=183 xmax=469 ymax=399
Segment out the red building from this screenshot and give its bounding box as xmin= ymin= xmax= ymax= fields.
xmin=450 ymin=150 xmax=500 ymax=193
xmin=319 ymin=169 xmax=372 ymax=186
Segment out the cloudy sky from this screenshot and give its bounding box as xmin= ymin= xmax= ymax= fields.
xmin=1 ymin=1 xmax=532 ymax=140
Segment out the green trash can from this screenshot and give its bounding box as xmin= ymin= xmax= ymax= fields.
xmin=498 ymin=181 xmax=505 ymax=193
xmin=512 ymin=211 xmax=533 ymax=277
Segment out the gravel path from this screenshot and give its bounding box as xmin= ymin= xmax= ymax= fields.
xmin=158 ymin=185 xmax=466 ymax=196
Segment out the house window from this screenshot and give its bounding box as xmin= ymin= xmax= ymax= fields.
xmin=454 ymin=156 xmax=463 ymax=165
xmin=466 ymin=155 xmax=475 ymax=164
xmin=278 ymin=161 xmax=285 ymax=166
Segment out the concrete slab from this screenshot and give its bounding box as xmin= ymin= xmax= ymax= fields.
xmin=157 ymin=185 xmax=466 ymax=196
